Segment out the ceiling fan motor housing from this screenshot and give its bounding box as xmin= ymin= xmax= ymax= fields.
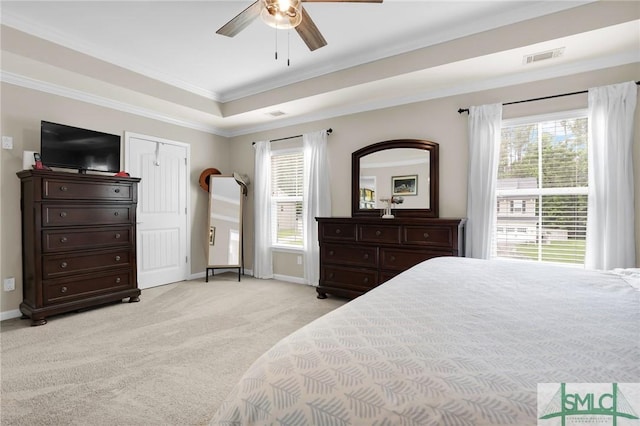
xmin=262 ymin=0 xmax=302 ymax=28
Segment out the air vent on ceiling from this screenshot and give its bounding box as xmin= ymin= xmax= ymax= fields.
xmin=523 ymin=47 xmax=565 ymax=65
xmin=266 ymin=110 xmax=286 ymax=117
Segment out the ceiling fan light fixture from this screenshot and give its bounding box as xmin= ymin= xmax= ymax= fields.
xmin=261 ymin=0 xmax=302 ymax=29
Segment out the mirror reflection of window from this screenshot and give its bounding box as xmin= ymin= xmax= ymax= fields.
xmin=359 ymin=176 xmax=376 ymax=209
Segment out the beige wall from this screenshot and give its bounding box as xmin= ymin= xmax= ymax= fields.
xmin=2 ymin=63 xmax=639 ymax=316
xmin=0 ymin=83 xmax=228 ymax=315
xmin=229 ymin=64 xmax=640 ymax=277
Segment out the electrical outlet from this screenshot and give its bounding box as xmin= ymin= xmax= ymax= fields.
xmin=3 ymin=277 xmax=16 ymax=291
xmin=297 ymin=255 xmax=302 ymax=265
xmin=2 ymin=136 xmax=13 ymax=150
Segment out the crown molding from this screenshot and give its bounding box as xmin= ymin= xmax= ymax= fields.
xmin=2 ymin=49 xmax=637 ymax=139
xmin=227 ymin=51 xmax=639 ymax=137
xmin=0 ymin=71 xmax=231 ymax=137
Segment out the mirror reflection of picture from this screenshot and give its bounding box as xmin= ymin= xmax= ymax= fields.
xmin=392 ymin=175 xmax=417 ymax=196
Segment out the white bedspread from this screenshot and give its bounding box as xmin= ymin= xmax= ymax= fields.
xmin=210 ymin=257 xmax=640 ymax=425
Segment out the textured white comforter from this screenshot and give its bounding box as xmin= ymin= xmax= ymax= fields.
xmin=210 ymin=257 xmax=639 ymax=425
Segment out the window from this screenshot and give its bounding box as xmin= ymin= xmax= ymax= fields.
xmin=271 ymin=149 xmax=304 ymax=247
xmin=493 ymin=111 xmax=588 ymax=265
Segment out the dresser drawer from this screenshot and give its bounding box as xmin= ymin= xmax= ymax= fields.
xmin=321 ymin=265 xmax=378 ymax=291
xmin=321 ymin=243 xmax=377 ymax=268
xmin=43 ymin=249 xmax=132 ymax=279
xmin=380 ymin=248 xmax=452 ymax=271
xmin=403 ymin=225 xmax=453 ymax=248
xmin=44 ymin=270 xmax=133 ymax=305
xmin=43 ymin=205 xmax=134 ymax=227
xmin=359 ymin=224 xmax=400 ymax=244
xmin=43 ymin=179 xmax=132 ymax=201
xmin=43 ymin=227 xmax=132 ymax=252
xmin=320 ymin=222 xmax=356 ymax=241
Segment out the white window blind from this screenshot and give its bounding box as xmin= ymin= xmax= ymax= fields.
xmin=493 ymin=112 xmax=588 ymax=265
xmin=271 ymin=150 xmax=304 ymax=247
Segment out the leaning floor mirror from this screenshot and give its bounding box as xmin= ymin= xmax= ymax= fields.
xmin=206 ymin=174 xmax=246 ymax=282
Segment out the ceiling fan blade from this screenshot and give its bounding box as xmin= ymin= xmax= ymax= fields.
xmin=302 ymin=0 xmax=383 ymax=3
xmin=295 ymin=6 xmax=327 ymax=51
xmin=216 ymin=1 xmax=262 ymax=37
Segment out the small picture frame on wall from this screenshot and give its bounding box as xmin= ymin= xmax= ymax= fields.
xmin=392 ymin=175 xmax=417 ymax=196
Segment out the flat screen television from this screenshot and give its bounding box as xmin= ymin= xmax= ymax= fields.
xmin=40 ymin=121 xmax=121 ymax=174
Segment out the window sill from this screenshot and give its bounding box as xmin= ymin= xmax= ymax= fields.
xmin=272 ymin=245 xmax=304 ymax=254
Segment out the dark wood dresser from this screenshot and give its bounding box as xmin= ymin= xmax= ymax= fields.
xmin=17 ymin=170 xmax=141 ymax=325
xmin=316 ymin=217 xmax=466 ymax=299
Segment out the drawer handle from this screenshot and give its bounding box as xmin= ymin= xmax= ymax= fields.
xmin=328 ymin=272 xmax=334 ymax=279
xmin=115 ymin=188 xmax=121 ymax=193
xmin=59 ymin=186 xmax=68 ymax=192
xmin=59 ymin=211 xmax=67 ymax=218
xmin=390 ymin=256 xmax=396 ymax=262
xmin=115 ymin=233 xmax=121 ymax=239
xmin=328 ymin=250 xmax=334 ymax=256
xmin=335 ymin=229 xmax=341 ymax=234
xmin=60 ymin=262 xmax=68 ymax=268
xmin=363 ymin=253 xmax=369 ymax=260
xmin=363 ymin=277 xmax=369 ymax=283
xmin=115 ymin=256 xmax=121 ymax=262
xmin=61 ymin=286 xmax=68 ymax=293
xmin=114 ymin=211 xmax=120 ymax=216
xmin=423 ymin=232 xmax=430 ymax=239
xmin=375 ymin=230 xmax=382 ymax=236
xmin=115 ymin=277 xmax=121 ymax=284
xmin=60 ymin=237 xmax=68 ymax=243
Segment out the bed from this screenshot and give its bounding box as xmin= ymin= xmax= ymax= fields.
xmin=210 ymin=257 xmax=639 ymax=425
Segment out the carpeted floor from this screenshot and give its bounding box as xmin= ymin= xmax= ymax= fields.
xmin=0 ymin=274 xmax=346 ymax=425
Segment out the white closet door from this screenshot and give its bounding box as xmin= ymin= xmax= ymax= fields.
xmin=125 ymin=133 xmax=189 ymax=289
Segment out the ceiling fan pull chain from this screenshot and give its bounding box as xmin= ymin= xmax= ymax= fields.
xmin=274 ymin=25 xmax=278 ymax=60
xmin=287 ymin=29 xmax=291 ymax=67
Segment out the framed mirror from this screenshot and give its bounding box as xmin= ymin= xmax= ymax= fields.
xmin=352 ymin=139 xmax=439 ymax=218
xmin=206 ymin=175 xmax=244 ymax=281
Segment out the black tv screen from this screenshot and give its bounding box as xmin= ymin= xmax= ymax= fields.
xmin=41 ymin=121 xmax=121 ymax=173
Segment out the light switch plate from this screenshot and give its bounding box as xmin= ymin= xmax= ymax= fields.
xmin=2 ymin=136 xmax=13 ymax=150
xmin=3 ymin=277 xmax=15 ymax=291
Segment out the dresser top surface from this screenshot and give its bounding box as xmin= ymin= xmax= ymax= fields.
xmin=17 ymin=169 xmax=140 ymax=183
xmin=316 ymin=217 xmax=466 ymax=225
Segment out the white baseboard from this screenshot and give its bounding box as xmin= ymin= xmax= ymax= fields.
xmin=274 ymin=274 xmax=313 ymax=286
xmin=1 ymin=309 xmax=22 ymax=321
xmin=190 ymin=268 xmax=255 ymax=281
xmin=192 ymin=269 xmax=310 ymax=286
xmin=189 ymin=271 xmax=206 ymax=280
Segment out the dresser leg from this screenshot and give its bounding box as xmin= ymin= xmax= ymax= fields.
xmin=30 ymin=318 xmax=47 ymax=326
xmin=129 ymin=296 xmax=140 ymax=303
xmin=316 ymin=289 xmax=327 ymax=299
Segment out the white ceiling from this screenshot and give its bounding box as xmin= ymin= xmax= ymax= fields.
xmin=1 ymin=1 xmax=638 ymax=136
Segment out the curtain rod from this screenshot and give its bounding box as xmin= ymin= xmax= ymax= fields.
xmin=457 ymin=81 xmax=640 ymax=114
xmin=252 ymin=128 xmax=332 ymax=145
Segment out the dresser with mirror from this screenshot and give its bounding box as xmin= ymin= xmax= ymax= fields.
xmin=316 ymin=139 xmax=466 ymax=299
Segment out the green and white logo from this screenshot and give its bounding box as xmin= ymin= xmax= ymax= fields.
xmin=538 ymin=383 xmax=640 ymax=425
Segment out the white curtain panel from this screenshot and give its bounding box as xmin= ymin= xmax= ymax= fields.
xmin=586 ymin=81 xmax=637 ymax=270
xmin=253 ymin=141 xmax=274 ymax=279
xmin=303 ymin=130 xmax=331 ymax=286
xmin=465 ymin=103 xmax=503 ymax=259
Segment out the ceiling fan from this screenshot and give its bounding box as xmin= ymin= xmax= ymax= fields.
xmin=216 ymin=0 xmax=383 ymax=51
